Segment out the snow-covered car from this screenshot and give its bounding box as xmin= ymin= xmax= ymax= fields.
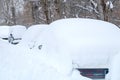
xmin=49 ymin=18 xmax=120 ymax=68
xmin=1 ymin=18 xmax=120 ymax=80
xmin=35 ymin=18 xmax=120 ymax=68
xmin=1 ymin=24 xmax=92 ymax=80
xmin=34 ymin=18 xmax=120 ymax=79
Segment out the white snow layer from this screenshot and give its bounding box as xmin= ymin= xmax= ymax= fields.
xmin=34 ymin=18 xmax=120 ymax=79
xmin=0 ymin=26 xmax=10 ymax=38
xmin=9 ymin=25 xmax=27 ymax=38
xmin=19 ymin=24 xmax=49 ymax=48
xmin=106 ymin=52 xmax=120 ymax=80
xmin=0 ymin=39 xmax=91 ymax=80
xmin=1 ymin=18 xmax=120 ymax=80
xmin=47 ymin=18 xmax=120 ymax=68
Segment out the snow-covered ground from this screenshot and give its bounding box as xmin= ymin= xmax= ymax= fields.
xmin=0 ymin=38 xmax=91 ymax=80
xmin=0 ymin=18 xmax=120 ymax=80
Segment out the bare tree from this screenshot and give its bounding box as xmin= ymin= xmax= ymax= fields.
xmin=0 ymin=0 xmax=120 ymax=26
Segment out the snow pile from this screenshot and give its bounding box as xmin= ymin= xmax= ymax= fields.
xmin=9 ymin=25 xmax=27 ymax=39
xmin=106 ymin=52 xmax=120 ymax=80
xmin=0 ymin=26 xmax=9 ymax=38
xmin=19 ymin=24 xmax=49 ymax=48
xmin=27 ymin=18 xmax=120 ymax=78
xmin=19 ymin=24 xmax=73 ymax=76
xmin=1 ymin=18 xmax=120 ymax=80
xmin=48 ymin=18 xmax=120 ymax=68
xmin=0 ymin=39 xmax=91 ymax=80
xmin=0 ymin=25 xmax=26 ymax=44
xmin=34 ymin=27 xmax=73 ymax=76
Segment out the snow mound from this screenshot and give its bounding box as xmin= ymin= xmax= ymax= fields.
xmin=34 ymin=18 xmax=120 ymax=76
xmin=10 ymin=25 xmax=27 ymax=39
xmin=19 ymin=24 xmax=49 ymax=48
xmin=1 ymin=18 xmax=120 ymax=80
xmin=0 ymin=26 xmax=10 ymax=38
xmin=34 ymin=26 xmax=73 ymax=76
xmin=0 ymin=39 xmax=92 ymax=80
xmin=107 ymin=52 xmax=120 ymax=80
xmin=48 ymin=18 xmax=120 ymax=68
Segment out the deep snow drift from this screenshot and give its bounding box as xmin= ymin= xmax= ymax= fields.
xmin=108 ymin=52 xmax=120 ymax=80
xmin=0 ymin=24 xmax=91 ymax=80
xmin=0 ymin=18 xmax=120 ymax=80
xmin=0 ymin=38 xmax=91 ymax=80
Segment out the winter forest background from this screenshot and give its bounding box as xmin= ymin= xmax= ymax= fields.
xmin=0 ymin=0 xmax=120 ymax=27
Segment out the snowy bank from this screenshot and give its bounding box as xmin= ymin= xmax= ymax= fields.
xmin=0 ymin=39 xmax=91 ymax=80
xmin=1 ymin=18 xmax=120 ymax=80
